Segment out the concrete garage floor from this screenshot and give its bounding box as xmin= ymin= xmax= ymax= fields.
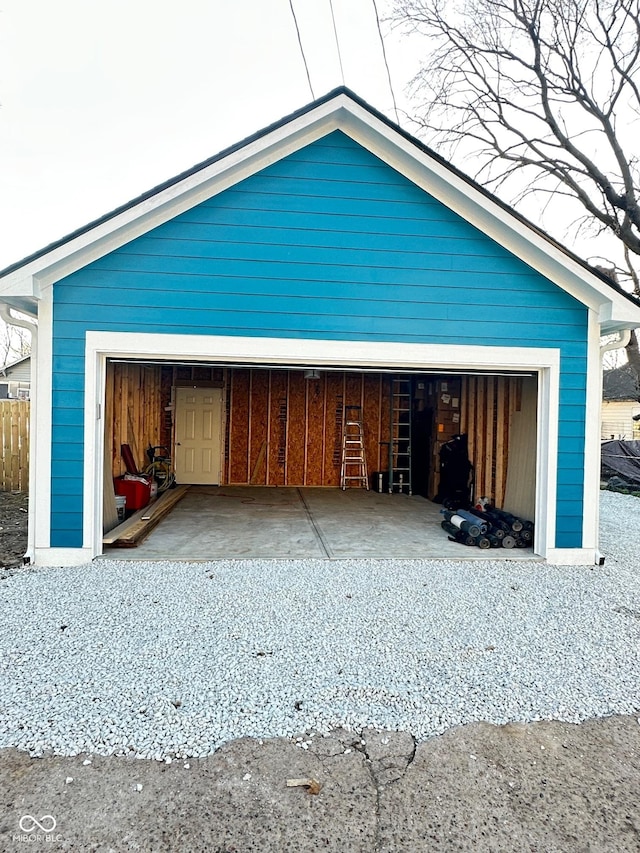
xmin=104 ymin=486 xmax=536 ymax=561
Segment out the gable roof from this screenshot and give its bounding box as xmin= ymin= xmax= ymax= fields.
xmin=0 ymin=354 xmax=30 ymax=376
xmin=1 ymin=86 xmax=639 ymax=333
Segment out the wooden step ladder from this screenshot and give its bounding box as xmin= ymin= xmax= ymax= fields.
xmin=340 ymin=405 xmax=369 ymax=490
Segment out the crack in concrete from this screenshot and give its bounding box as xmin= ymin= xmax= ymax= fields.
xmin=358 ymin=739 xmax=382 ymax=853
xmin=352 ymin=731 xmax=418 ymax=851
xmin=310 ymin=734 xmax=382 ymax=849
xmin=405 ymin=735 xmax=417 ymax=773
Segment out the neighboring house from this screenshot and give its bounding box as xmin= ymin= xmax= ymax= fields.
xmin=1 ymin=87 xmax=640 ymax=567
xmin=602 ymin=364 xmax=640 ymax=440
xmin=0 ymin=354 xmax=30 ymax=400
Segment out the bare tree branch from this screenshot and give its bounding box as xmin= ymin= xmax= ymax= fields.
xmin=391 ymin=0 xmax=640 ymax=265
xmin=0 ymin=320 xmax=31 ymax=369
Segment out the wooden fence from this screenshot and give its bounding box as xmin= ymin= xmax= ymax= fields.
xmin=0 ymin=400 xmax=30 ymax=492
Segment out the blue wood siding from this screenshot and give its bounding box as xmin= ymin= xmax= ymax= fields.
xmin=50 ymin=131 xmax=587 ymax=548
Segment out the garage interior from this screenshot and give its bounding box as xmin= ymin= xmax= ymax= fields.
xmin=102 ymin=360 xmax=538 ymax=559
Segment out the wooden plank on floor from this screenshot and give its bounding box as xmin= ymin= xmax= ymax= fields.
xmin=103 ymin=485 xmax=190 ymax=547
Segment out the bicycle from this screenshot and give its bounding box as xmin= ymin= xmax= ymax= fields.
xmin=144 ymin=445 xmax=175 ymax=492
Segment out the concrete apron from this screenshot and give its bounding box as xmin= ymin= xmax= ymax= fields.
xmin=103 ymin=486 xmax=537 ymax=561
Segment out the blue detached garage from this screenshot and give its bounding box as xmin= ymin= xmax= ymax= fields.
xmin=1 ymin=88 xmax=639 ymax=566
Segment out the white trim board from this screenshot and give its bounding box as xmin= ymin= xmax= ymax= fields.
xmin=2 ymin=92 xmax=640 ymax=333
xmin=73 ymin=331 xmax=567 ymax=563
xmin=583 ymin=310 xmax=605 ymax=551
xmin=86 ymin=331 xmax=560 ymax=371
xmin=545 ymin=549 xmax=597 ymax=566
xmin=34 ymin=548 xmax=94 ymax=568
xmin=33 ymin=293 xmax=53 ymax=554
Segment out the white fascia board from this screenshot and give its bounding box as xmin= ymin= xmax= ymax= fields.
xmin=0 ymin=297 xmax=39 ymax=317
xmin=0 ymin=272 xmax=39 ymax=300
xmin=599 ymin=299 xmax=640 ymax=334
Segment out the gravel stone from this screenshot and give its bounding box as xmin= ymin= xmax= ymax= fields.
xmin=1 ymin=491 xmax=639 ymax=759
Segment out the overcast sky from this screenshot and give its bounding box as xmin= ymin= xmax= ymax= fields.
xmin=0 ymin=0 xmax=422 ymax=270
xmin=1 ymin=0 xmax=628 ymax=282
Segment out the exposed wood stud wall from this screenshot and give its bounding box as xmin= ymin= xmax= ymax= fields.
xmin=106 ymin=362 xmax=166 ymax=478
xmin=309 ymin=373 xmax=322 ymax=485
xmin=459 ymin=375 xmax=523 ymax=507
xmin=228 ymin=370 xmax=248 ymax=483
xmin=476 ymin=378 xmax=486 ymax=491
xmin=224 ymin=376 xmax=230 ymax=483
xmin=107 ymin=362 xmax=205 ymax=481
xmin=226 ymin=369 xmax=389 ymax=486
xmin=495 ymin=380 xmax=506 ymax=502
xmin=246 ymin=370 xmax=253 ymax=482
xmin=331 ymin=375 xmax=344 ymax=472
xmin=484 ymin=377 xmax=495 ymax=497
xmin=321 ymin=378 xmax=328 ymax=483
xmin=267 ymin=370 xmax=287 ymax=485
xmin=466 ymin=379 xmax=476 ymax=467
xmin=251 ymin=369 xmax=266 ymax=483
xmin=363 ymin=375 xmax=381 ymax=477
xmin=287 ymin=371 xmax=305 ymax=485
xmin=303 ymin=377 xmax=309 ymax=485
xmin=160 ymin=367 xmax=174 ymax=451
xmin=265 ymin=371 xmax=272 ymax=483
xmin=503 ymin=376 xmax=537 ymax=519
xmin=285 ymin=371 xmax=291 ymax=481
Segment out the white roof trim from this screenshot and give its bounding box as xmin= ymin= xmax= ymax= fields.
xmin=1 ymin=90 xmax=639 ymax=330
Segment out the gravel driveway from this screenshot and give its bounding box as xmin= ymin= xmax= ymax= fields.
xmin=1 ymin=490 xmax=639 ymax=760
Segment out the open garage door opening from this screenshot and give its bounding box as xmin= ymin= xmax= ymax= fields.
xmin=102 ymin=358 xmax=538 ymax=558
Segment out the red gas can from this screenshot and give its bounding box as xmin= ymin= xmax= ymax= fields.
xmin=114 ymin=476 xmax=151 ymax=511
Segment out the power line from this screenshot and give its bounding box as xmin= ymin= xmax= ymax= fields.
xmin=371 ymin=0 xmax=400 ymax=124
xmin=328 ymin=0 xmax=345 ymax=87
xmin=288 ymin=0 xmax=315 ymax=100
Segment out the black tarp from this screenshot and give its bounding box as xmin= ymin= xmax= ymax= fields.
xmin=601 ymin=440 xmax=640 ymax=487
xmin=433 ymin=433 xmax=474 ymax=507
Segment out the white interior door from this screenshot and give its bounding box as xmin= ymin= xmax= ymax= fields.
xmin=174 ymin=387 xmax=223 ymax=485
